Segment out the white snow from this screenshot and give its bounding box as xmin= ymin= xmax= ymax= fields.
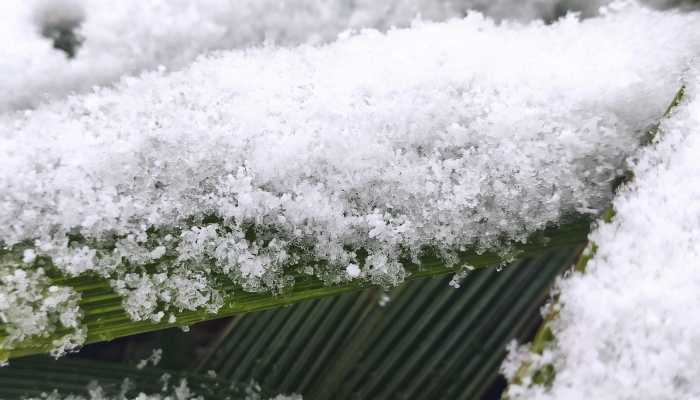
xmin=0 ymin=0 xmax=604 ymax=113
xmin=0 ymin=263 xmax=84 ymax=358
xmin=346 ymin=263 xmax=361 ymax=278
xmin=503 ymin=69 xmax=700 ymax=400
xmin=1 ymin=2 xmax=698 ymax=332
xmin=2 ymin=0 xmax=700 ymax=364
xmin=7 ymin=0 xmax=688 ymax=113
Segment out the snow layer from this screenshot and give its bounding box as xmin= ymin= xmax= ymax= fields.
xmin=2 ymin=3 xmax=700 ymax=327
xmin=11 ymin=0 xmax=691 ymax=113
xmin=0 ymin=0 xmax=601 ymax=113
xmin=503 ymin=70 xmax=700 ymax=400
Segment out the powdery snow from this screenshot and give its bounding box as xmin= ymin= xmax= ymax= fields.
xmin=1 ymin=2 xmax=699 ymax=356
xmin=503 ymin=70 xmax=700 ymax=400
xmin=10 ymin=0 xmax=688 ymax=113
xmin=0 ymin=0 xmax=605 ymax=113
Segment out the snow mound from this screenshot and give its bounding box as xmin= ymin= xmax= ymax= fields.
xmin=0 ymin=0 xmax=605 ymax=112
xmin=503 ymin=69 xmax=700 ymax=400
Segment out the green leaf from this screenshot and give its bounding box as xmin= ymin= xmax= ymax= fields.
xmin=1 ymin=218 xmax=590 ymax=361
xmin=197 ymin=247 xmax=582 ymax=399
xmin=0 ymin=356 xmax=248 ymax=399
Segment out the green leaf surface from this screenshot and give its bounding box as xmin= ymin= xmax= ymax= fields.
xmin=1 ymin=218 xmax=590 ymax=361
xmin=0 ymin=356 xmax=248 ymax=400
xmin=199 ymin=247 xmax=582 ymax=399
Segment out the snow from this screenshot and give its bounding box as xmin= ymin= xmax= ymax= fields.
xmin=502 ymin=69 xmax=700 ymax=400
xmin=1 ymin=0 xmax=700 ymax=362
xmin=6 ymin=0 xmax=689 ymax=113
xmin=346 ymin=263 xmax=361 ymax=278
xmin=0 ymin=262 xmax=84 ymax=358
xmin=0 ymin=0 xmax=604 ymax=113
xmin=1 ymin=2 xmax=699 ymax=343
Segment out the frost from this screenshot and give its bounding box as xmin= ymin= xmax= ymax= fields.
xmin=503 ymin=71 xmax=700 ymax=399
xmin=0 ymin=262 xmax=84 ymax=361
xmin=1 ymin=3 xmax=699 ymax=326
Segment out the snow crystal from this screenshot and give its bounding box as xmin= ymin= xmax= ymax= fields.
xmin=503 ymin=70 xmax=700 ymax=400
xmin=1 ymin=3 xmax=698 ymax=325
